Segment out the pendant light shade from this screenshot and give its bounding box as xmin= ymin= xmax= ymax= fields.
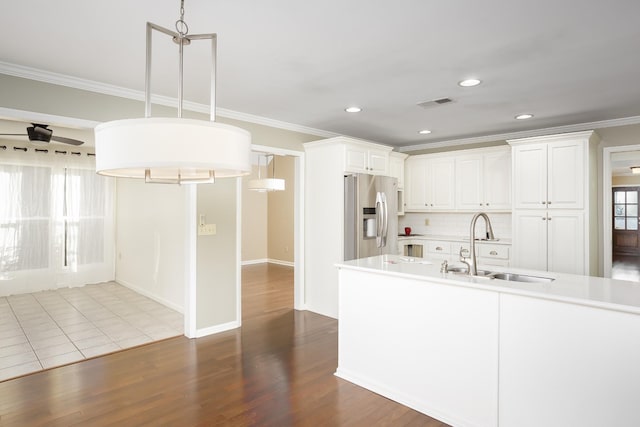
xmin=95 ymin=1 xmax=251 ymax=184
xmin=248 ymin=154 xmax=285 ymax=192
xmin=95 ymin=118 xmax=251 ymax=181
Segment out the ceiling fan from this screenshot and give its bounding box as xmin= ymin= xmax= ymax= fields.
xmin=0 ymin=123 xmax=85 ymax=146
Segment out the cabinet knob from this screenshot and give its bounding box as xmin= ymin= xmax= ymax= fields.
xmin=547 ymin=201 xmax=552 ymax=205
xmin=435 ymin=246 xmax=443 ymax=251
xmin=542 ymin=217 xmax=546 ymax=221
xmin=548 ymin=217 xmax=552 ymax=221
xmin=486 ymin=203 xmax=490 ymax=206
xmin=480 ymin=203 xmax=483 ymax=206
xmin=490 ymin=251 xmax=498 ymax=256
xmin=431 ymin=204 xmax=434 ymax=207
xmin=542 ymin=201 xmax=547 ymax=205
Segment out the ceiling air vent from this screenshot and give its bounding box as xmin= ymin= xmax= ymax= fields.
xmin=417 ymin=97 xmax=453 ymax=109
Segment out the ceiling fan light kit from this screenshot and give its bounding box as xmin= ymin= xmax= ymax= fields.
xmin=94 ymin=0 xmax=251 ymax=184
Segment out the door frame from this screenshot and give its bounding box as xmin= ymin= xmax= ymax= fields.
xmin=249 ymin=144 xmax=305 ymax=311
xmin=603 ymin=144 xmax=640 ymax=277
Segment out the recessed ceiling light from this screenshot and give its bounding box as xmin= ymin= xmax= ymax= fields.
xmin=418 ymin=129 xmax=432 ymax=135
xmin=345 ymin=107 xmax=362 ymax=113
xmin=515 ymin=113 xmax=534 ymax=120
xmin=631 ymin=166 xmax=640 ymax=174
xmin=458 ymin=79 xmax=481 ymax=87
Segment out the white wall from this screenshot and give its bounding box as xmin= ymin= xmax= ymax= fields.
xmin=241 ymin=165 xmax=268 ymax=263
xmin=115 ymin=179 xmax=188 ymax=312
xmin=196 ymin=179 xmax=240 ymax=332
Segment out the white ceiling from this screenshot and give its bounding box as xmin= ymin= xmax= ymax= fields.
xmin=1 ymin=0 xmax=640 ymax=149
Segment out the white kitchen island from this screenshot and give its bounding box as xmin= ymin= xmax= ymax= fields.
xmin=335 ymin=255 xmax=640 ymax=427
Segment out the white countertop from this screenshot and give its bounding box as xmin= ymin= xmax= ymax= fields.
xmin=337 ymin=255 xmax=640 ymax=315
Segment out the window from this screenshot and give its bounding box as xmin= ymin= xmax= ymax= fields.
xmin=0 ymin=146 xmax=114 ymax=294
xmin=614 ymin=189 xmax=638 ymax=231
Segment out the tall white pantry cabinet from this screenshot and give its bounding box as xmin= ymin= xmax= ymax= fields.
xmin=508 ymin=131 xmax=599 ymax=275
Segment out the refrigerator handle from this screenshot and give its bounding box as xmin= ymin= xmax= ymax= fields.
xmin=375 ymin=192 xmax=383 ymax=248
xmin=381 ymin=192 xmax=388 ymax=247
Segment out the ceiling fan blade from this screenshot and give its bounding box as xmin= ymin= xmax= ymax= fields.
xmin=51 ymin=135 xmax=85 ymax=146
xmin=0 ymin=133 xmax=28 ymax=136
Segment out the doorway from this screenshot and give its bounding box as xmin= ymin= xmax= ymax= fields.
xmin=240 ymin=145 xmax=305 ymax=314
xmin=604 ymin=146 xmax=640 ymax=280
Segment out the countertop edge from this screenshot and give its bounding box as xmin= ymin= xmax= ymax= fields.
xmin=336 ymin=258 xmax=640 ymax=316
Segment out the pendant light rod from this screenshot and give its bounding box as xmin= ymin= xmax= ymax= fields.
xmin=143 ymin=20 xmax=217 ymax=120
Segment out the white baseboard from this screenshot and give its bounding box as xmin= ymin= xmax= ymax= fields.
xmin=241 ymin=258 xmax=269 ymax=266
xmin=240 ymin=258 xmax=294 ymax=267
xmin=116 ymin=279 xmax=184 ymax=314
xmin=267 ymin=258 xmax=295 ymax=267
xmin=195 ymin=320 xmax=240 ymax=338
xmin=334 ymin=367 xmax=468 ymax=427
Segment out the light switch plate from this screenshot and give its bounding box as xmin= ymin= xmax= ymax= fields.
xmin=198 ymin=223 xmax=217 ymax=236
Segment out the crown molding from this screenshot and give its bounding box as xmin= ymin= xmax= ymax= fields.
xmin=0 ymin=61 xmax=339 ymax=138
xmin=398 ymin=115 xmax=640 ymax=153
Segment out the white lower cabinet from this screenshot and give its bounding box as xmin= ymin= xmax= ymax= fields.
xmin=338 ymin=268 xmax=500 ymax=427
xmin=513 ymin=210 xmax=584 ymax=274
xmin=499 ymin=294 xmax=640 ymax=427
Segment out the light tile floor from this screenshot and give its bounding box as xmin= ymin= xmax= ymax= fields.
xmin=0 ymin=281 xmax=183 ymax=382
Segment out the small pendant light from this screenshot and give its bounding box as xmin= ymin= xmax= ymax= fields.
xmin=248 ymin=154 xmax=285 ymax=192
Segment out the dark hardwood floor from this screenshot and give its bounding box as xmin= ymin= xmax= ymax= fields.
xmin=0 ymin=263 xmax=447 ymax=426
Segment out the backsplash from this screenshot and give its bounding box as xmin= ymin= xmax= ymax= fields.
xmin=399 ymin=212 xmax=512 ymax=240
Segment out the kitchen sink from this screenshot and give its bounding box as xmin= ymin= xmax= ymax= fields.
xmin=447 ymin=266 xmax=492 ymax=276
xmin=488 ymin=272 xmax=555 ymax=283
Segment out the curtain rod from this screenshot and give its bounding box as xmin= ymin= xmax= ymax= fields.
xmin=0 ymin=144 xmax=95 ymax=156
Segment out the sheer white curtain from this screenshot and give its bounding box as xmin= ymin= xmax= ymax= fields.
xmin=0 ymin=143 xmax=115 ymax=296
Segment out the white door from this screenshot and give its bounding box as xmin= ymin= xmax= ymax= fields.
xmin=547 ymin=210 xmax=585 ymax=274
xmin=344 ymin=147 xmax=367 ymax=173
xmin=368 ymin=149 xmax=388 ymax=175
xmin=513 ymin=144 xmax=547 ymax=210
xmin=483 ymin=149 xmax=512 ymax=210
xmin=428 ymin=157 xmax=455 ymax=210
xmin=455 ymin=154 xmax=483 ymax=210
xmin=547 ymin=140 xmax=584 ymax=209
xmin=513 ymin=210 xmax=548 ymax=271
xmin=405 ymin=158 xmax=428 ymax=210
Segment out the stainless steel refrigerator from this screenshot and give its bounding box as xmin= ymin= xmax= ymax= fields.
xmin=344 ymin=174 xmax=398 ymax=261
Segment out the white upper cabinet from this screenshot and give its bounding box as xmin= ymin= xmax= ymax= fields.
xmin=455 ymin=147 xmax=511 ymax=211
xmin=512 ymin=139 xmax=584 ymax=210
xmin=344 ymin=144 xmax=389 ymax=175
xmin=389 ymin=152 xmax=408 ymax=189
xmin=405 ymin=156 xmax=455 ymax=211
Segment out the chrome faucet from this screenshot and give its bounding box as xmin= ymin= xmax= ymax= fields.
xmin=460 ymin=212 xmax=495 ymax=276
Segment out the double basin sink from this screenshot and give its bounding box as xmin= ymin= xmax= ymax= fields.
xmin=446 ymin=266 xmax=555 ymax=283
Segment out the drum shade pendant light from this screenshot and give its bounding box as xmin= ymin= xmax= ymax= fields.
xmin=94 ymin=0 xmax=251 ymax=184
xmin=248 ymin=154 xmax=285 ymax=192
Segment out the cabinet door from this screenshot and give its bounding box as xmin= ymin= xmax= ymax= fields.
xmin=483 ymin=149 xmax=511 ymax=210
xmin=389 ymin=155 xmax=405 ymax=189
xmin=547 ymin=140 xmax=584 ymax=209
xmin=368 ymin=149 xmax=389 ymax=175
xmin=405 ymin=158 xmax=428 ymax=211
xmin=512 ymin=210 xmax=548 ymax=271
xmin=455 ymin=155 xmax=483 ymax=210
xmin=513 ymin=144 xmax=547 ymax=209
xmin=547 ymin=210 xmax=584 ymax=274
xmin=427 ymin=157 xmax=455 ymax=210
xmin=344 ymin=147 xmax=368 ymax=173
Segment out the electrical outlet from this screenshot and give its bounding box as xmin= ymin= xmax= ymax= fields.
xmin=424 ymin=218 xmax=430 ymax=226
xmin=198 ymin=223 xmax=217 ymax=236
